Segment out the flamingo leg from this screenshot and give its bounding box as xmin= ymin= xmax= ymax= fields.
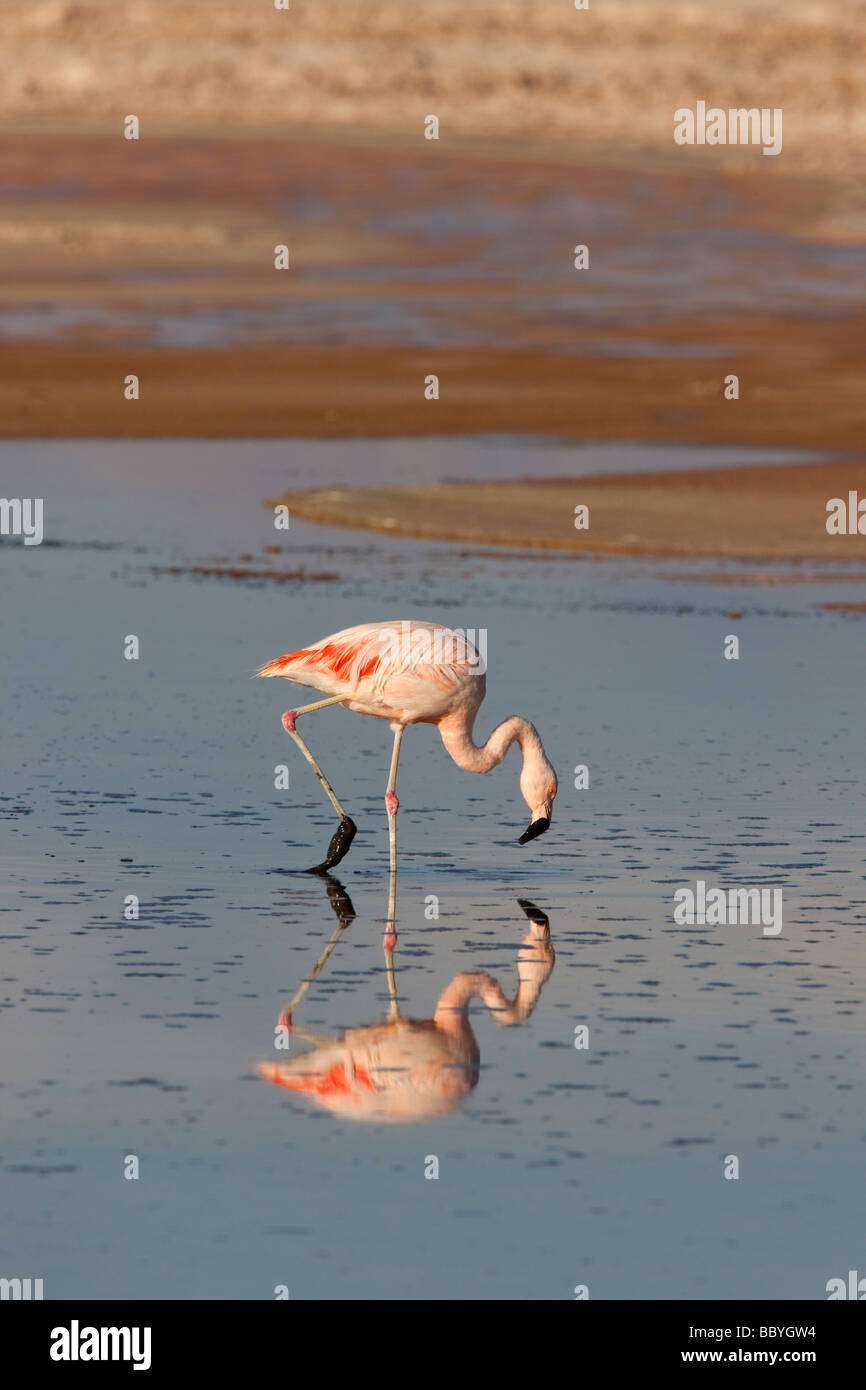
xmin=288 ymin=695 xmax=346 ymax=719
xmin=281 ymin=706 xmax=357 ymax=871
xmin=278 ymin=911 xmax=353 ymax=1024
xmin=383 ymin=724 xmax=403 ymax=951
xmin=384 ymin=942 xmax=400 ymax=1021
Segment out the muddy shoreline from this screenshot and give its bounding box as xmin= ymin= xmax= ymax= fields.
xmin=3 ymin=326 xmax=865 ymax=449
xmin=1 ymin=122 xmax=863 ymax=447
xmin=271 ymin=462 xmax=866 ymax=560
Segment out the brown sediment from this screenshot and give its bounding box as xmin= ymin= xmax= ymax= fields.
xmin=1 ymin=7 xmax=863 ymax=467
xmin=0 ymin=118 xmax=863 ymax=445
xmin=2 ymin=327 xmax=865 ymax=447
xmin=151 ymin=565 xmax=340 ymax=583
xmin=269 ymin=462 xmax=866 ymax=560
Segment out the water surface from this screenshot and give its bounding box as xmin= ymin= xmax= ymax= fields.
xmin=1 ymin=438 xmax=863 ymax=1300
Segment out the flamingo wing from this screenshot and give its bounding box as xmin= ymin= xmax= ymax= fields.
xmin=256 ymin=620 xmax=482 ymax=707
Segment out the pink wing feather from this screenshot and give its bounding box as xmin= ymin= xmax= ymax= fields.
xmin=256 ymin=621 xmax=482 ymax=711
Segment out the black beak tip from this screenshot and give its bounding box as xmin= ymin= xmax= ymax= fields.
xmin=518 ymin=817 xmax=550 ymax=845
xmin=517 ymin=896 xmax=549 ymax=927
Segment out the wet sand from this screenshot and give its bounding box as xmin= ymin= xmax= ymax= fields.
xmin=273 ymin=461 xmax=866 ymax=560
xmin=1 ymin=119 xmax=863 ymax=446
xmin=4 ymin=324 xmax=866 ymax=450
xmin=2 ymin=10 xmax=863 ymax=565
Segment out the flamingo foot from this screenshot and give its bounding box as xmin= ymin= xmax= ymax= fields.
xmin=385 ymin=790 xmax=399 ymax=816
xmin=308 ymin=815 xmax=357 ymax=873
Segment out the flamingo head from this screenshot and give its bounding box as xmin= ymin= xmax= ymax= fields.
xmin=518 ymin=758 xmax=558 ymax=845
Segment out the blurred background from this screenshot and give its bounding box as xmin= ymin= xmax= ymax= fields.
xmin=0 ymin=0 xmax=864 ymax=446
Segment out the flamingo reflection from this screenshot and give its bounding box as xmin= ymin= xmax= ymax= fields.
xmin=257 ymin=887 xmax=554 ymax=1123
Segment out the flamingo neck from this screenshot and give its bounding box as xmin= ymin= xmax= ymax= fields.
xmin=437 ymin=709 xmax=544 ymax=776
xmin=434 ymin=972 xmax=542 ymax=1029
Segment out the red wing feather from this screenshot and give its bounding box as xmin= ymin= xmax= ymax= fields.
xmin=256 ymin=636 xmax=383 ymax=685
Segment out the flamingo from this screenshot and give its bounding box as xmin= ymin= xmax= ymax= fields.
xmin=257 ymin=890 xmax=555 ymax=1123
xmin=256 ymin=620 xmax=558 ymax=885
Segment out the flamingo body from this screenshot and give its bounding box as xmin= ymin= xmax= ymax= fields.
xmin=257 ymin=619 xmax=486 ymax=728
xmin=257 ymin=898 xmax=554 ymax=1123
xmin=256 ymin=619 xmax=557 ymax=873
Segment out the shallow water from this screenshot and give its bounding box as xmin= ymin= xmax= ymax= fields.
xmin=1 ymin=438 xmax=864 ymax=1300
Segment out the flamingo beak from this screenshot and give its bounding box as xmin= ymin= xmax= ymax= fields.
xmin=519 ymin=817 xmax=549 ymax=844
xmin=517 ymin=897 xmax=549 ymax=928
xmin=519 ymin=817 xmax=550 ymax=845
xmin=519 ymin=800 xmax=552 ymax=845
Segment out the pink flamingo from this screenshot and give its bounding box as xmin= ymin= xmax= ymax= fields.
xmin=257 ymin=897 xmax=555 ymax=1124
xmin=256 ymin=620 xmax=558 ymax=880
